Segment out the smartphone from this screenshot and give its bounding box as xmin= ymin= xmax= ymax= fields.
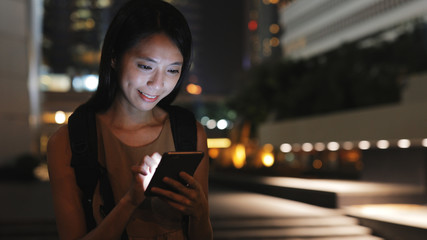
xmin=145 ymin=151 xmax=204 ymax=196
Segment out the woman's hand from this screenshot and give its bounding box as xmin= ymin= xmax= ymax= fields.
xmin=150 ymin=172 xmax=209 ymax=220
xmin=126 ymin=152 xmax=161 ymax=206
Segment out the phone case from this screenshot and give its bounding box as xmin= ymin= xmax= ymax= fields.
xmin=145 ymin=151 xmax=204 ymax=196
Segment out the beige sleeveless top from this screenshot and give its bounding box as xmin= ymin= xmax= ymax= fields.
xmin=92 ymin=115 xmax=187 ymax=240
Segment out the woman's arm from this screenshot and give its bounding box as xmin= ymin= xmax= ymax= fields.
xmin=47 ymin=125 xmax=143 ymax=240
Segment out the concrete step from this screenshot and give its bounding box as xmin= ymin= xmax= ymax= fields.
xmin=210 ymin=173 xmax=426 ymax=208
xmin=285 ymin=237 xmax=384 ymax=240
xmin=213 ymin=225 xmax=380 ymax=239
xmin=212 ymin=215 xmax=359 ymax=229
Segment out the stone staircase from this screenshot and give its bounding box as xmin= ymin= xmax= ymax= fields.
xmin=209 ymin=186 xmax=384 ymax=240
xmin=211 ymin=215 xmax=383 ymax=240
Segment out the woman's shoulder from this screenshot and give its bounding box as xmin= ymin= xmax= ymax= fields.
xmin=47 ymin=125 xmax=72 ymax=164
xmin=48 ymin=125 xmax=69 ymax=146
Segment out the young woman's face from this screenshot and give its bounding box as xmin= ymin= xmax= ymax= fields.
xmin=116 ymin=33 xmax=183 ymax=112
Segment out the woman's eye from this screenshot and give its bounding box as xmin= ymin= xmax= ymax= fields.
xmin=168 ymin=69 xmax=180 ymax=74
xmin=138 ymin=64 xmax=152 ymax=70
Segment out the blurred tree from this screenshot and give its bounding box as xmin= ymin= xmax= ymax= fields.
xmin=229 ymin=21 xmax=427 ymax=133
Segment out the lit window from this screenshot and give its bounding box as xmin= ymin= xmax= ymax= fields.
xmin=40 ymin=74 xmax=71 ymax=92
xmin=376 ymin=140 xmax=390 ymax=149
xmin=216 ymin=119 xmax=228 ymax=130
xmin=314 ymin=142 xmax=325 ymax=151
xmin=302 ymin=143 xmax=313 ymax=152
xmin=327 ymin=142 xmax=340 ymax=151
xmin=280 ymin=143 xmax=292 ymax=153
xmin=397 ymin=139 xmax=411 ymax=148
xmin=358 ymin=140 xmax=371 ymax=150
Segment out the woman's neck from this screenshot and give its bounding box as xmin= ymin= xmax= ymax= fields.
xmin=100 ymin=101 xmax=166 ymax=131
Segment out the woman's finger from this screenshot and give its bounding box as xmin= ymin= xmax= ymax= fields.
xmin=131 ymin=165 xmax=148 ymax=175
xmin=143 ymin=152 xmax=161 ymax=171
xmin=178 ymin=172 xmax=200 ymax=189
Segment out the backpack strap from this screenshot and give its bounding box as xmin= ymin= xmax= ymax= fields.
xmin=163 ymin=105 xmax=197 ymax=151
xmin=162 ymin=105 xmax=197 ymax=236
xmin=68 ymin=103 xmax=99 ymax=231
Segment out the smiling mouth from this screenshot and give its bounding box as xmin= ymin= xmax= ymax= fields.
xmin=138 ymin=90 xmax=159 ymax=102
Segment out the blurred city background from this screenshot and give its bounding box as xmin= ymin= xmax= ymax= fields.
xmin=1 ymin=0 xmax=427 ymax=239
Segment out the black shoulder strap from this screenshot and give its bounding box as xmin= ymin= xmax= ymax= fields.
xmin=164 ymin=105 xmax=198 ymax=151
xmin=68 ymin=103 xmax=99 ymax=230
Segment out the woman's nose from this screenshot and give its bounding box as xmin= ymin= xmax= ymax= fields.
xmin=147 ymin=72 xmax=164 ymax=90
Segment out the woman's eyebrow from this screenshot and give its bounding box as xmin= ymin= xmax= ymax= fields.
xmin=137 ymin=57 xmax=157 ymax=63
xmin=137 ymin=57 xmax=183 ymax=66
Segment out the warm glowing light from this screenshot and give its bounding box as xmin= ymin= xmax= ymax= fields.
xmin=270 ymin=0 xmax=279 ymax=4
xmin=302 ymin=143 xmax=313 ymax=152
xmin=358 ymin=140 xmax=371 ymax=150
xmin=262 ymin=152 xmax=275 ymax=167
xmin=269 ymin=24 xmax=280 ymax=34
xmin=263 ymin=143 xmax=274 ymax=152
xmin=270 ymin=37 xmax=280 ymax=47
xmin=207 ymin=138 xmax=231 ymax=149
xmin=208 ymin=148 xmax=219 ymax=159
xmin=377 ymin=140 xmax=390 ymax=149
xmin=216 ymin=119 xmax=228 ymax=130
xmin=397 ymin=139 xmax=411 ymax=148
xmin=343 ymin=141 xmax=354 ymax=150
xmin=422 ymin=138 xmax=427 ymax=147
xmin=314 ymin=142 xmax=325 ymax=151
xmin=40 ymin=135 xmax=49 ymax=154
xmin=186 ymin=83 xmax=202 ymax=95
xmin=313 ymin=159 xmax=323 ymax=169
xmin=248 ymin=20 xmax=258 ymax=31
xmin=280 ymin=143 xmax=292 ymax=153
xmin=327 ymin=142 xmax=339 ymax=151
xmin=33 ymin=163 xmax=50 ymax=181
xmin=55 ymin=111 xmax=66 ymax=124
xmin=43 ymin=111 xmax=72 ymax=124
xmin=233 ymin=144 xmax=246 ymax=169
xmin=343 ymin=150 xmax=361 ymax=162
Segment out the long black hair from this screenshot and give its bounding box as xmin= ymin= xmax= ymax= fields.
xmin=87 ymin=0 xmax=192 ymax=112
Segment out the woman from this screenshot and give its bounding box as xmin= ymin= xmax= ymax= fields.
xmin=47 ymin=0 xmax=213 ymax=239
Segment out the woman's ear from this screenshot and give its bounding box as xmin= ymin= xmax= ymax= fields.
xmin=111 ymin=58 xmax=116 ymax=69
